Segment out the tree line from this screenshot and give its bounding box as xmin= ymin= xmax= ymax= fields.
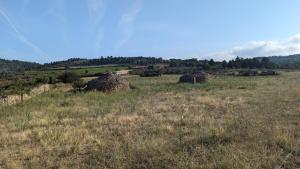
xmin=221 ymin=57 xmax=277 ymax=69
xmin=43 ymin=56 xmax=278 ymax=70
xmin=168 ymin=57 xmax=277 ymax=69
xmin=0 ymin=59 xmax=41 ymax=72
xmin=44 ymin=57 xmax=165 ymax=68
xmin=2 ymin=54 xmax=300 ymax=72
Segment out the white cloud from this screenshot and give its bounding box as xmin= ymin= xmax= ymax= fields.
xmin=207 ymin=34 xmax=300 ymax=61
xmin=0 ymin=7 xmax=49 ymax=59
xmin=114 ymin=0 xmax=143 ymax=52
xmin=288 ymin=34 xmax=300 ymax=43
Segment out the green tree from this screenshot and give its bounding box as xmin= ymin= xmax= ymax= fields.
xmin=8 ymin=80 xmax=31 ymax=102
xmin=57 ymin=71 xmax=80 ymax=83
xmin=261 ymin=57 xmax=275 ymax=68
xmin=35 ymin=77 xmax=49 ymax=84
xmin=209 ymin=59 xmax=215 ymax=66
xmin=221 ymin=60 xmax=228 ymax=68
xmin=0 ymin=87 xmax=8 ymax=102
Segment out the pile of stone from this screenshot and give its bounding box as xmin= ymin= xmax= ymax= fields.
xmin=178 ymin=71 xmax=208 ymax=84
xmin=85 ymin=73 xmax=130 ymax=92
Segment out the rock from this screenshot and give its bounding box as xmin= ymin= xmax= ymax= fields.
xmin=178 ymin=71 xmax=207 ymax=84
xmin=85 ymin=73 xmax=130 ymax=92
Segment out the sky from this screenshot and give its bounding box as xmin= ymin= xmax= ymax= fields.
xmin=0 ymin=0 xmax=300 ymax=63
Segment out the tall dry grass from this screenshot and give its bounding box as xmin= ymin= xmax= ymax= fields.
xmin=0 ymin=72 xmax=299 ymax=169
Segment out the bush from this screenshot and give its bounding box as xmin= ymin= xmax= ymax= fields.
xmin=72 ymin=79 xmax=86 ymax=92
xmin=7 ymin=80 xmax=32 ymax=102
xmin=35 ymin=77 xmax=49 ymax=84
xmin=238 ymin=70 xmax=258 ymax=76
xmin=237 ymin=70 xmax=279 ymax=76
xmin=162 ymin=67 xmax=204 ymax=75
xmin=140 ymin=70 xmax=162 ymax=77
xmin=0 ymin=87 xmax=8 ymax=100
xmin=48 ymin=76 xmax=55 ymax=84
xmin=57 ymin=71 xmax=80 ymax=83
xmin=259 ymin=70 xmax=279 ymax=76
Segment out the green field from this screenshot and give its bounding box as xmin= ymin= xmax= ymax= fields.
xmin=26 ymin=65 xmax=128 ymax=77
xmin=0 ymin=72 xmax=299 ymax=168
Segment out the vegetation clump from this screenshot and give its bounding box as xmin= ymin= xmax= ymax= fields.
xmin=259 ymin=70 xmax=279 ymax=76
xmin=72 ymin=79 xmax=87 ymax=92
xmin=57 ymin=71 xmax=80 ymax=83
xmin=140 ymin=70 xmax=162 ymax=77
xmin=5 ymin=80 xmax=32 ymax=102
xmin=178 ymin=71 xmax=207 ymax=83
xmin=238 ymin=70 xmax=259 ymax=76
xmin=34 ymin=77 xmax=49 ymax=84
xmin=238 ymin=70 xmax=279 ymax=76
xmin=85 ymin=73 xmax=130 ymax=92
xmin=0 ymin=87 xmax=8 ymax=102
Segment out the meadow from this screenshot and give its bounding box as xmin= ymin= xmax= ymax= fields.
xmin=26 ymin=65 xmax=128 ymax=77
xmin=0 ymin=71 xmax=299 ymax=169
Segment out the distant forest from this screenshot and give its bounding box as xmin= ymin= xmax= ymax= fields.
xmin=0 ymin=59 xmax=40 ymax=72
xmin=43 ymin=56 xmax=278 ymax=70
xmin=40 ymin=55 xmax=300 ymax=70
xmin=43 ymin=57 xmax=165 ymax=68
xmin=1 ymin=54 xmax=300 ymax=72
xmin=265 ymin=54 xmax=300 ymax=68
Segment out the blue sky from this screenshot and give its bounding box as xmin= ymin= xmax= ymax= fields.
xmin=0 ymin=0 xmax=300 ymax=63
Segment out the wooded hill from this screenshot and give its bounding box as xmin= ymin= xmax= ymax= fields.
xmin=267 ymin=54 xmax=300 ymax=68
xmin=41 ymin=55 xmax=300 ymax=69
xmin=42 ymin=57 xmax=278 ymax=70
xmin=1 ymin=54 xmax=300 ymax=72
xmin=0 ymin=59 xmax=41 ymax=72
xmin=43 ymin=57 xmax=165 ymax=68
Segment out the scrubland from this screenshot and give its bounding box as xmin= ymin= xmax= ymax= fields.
xmin=0 ymin=71 xmax=299 ymax=169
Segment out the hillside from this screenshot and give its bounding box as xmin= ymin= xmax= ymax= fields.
xmin=267 ymin=54 xmax=300 ymax=68
xmin=43 ymin=57 xmax=164 ymax=68
xmin=42 ymin=56 xmax=281 ymax=70
xmin=40 ymin=55 xmax=300 ymax=70
xmin=0 ymin=59 xmax=41 ymax=72
xmin=1 ymin=54 xmax=300 ymax=72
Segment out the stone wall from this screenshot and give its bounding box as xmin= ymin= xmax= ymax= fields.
xmin=0 ymin=84 xmax=51 ymax=105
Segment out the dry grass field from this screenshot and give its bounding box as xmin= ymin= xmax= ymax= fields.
xmin=0 ymin=71 xmax=299 ymax=169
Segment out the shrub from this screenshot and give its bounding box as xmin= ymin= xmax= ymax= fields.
xmin=140 ymin=70 xmax=162 ymax=77
xmin=238 ymin=70 xmax=258 ymax=76
xmin=57 ymin=71 xmax=80 ymax=83
xmin=48 ymin=76 xmax=55 ymax=84
xmin=238 ymin=70 xmax=279 ymax=76
xmin=35 ymin=77 xmax=49 ymax=84
xmin=0 ymin=87 xmax=8 ymax=101
xmin=7 ymin=80 xmax=32 ymax=102
xmin=259 ymin=70 xmax=279 ymax=76
xmin=72 ymin=79 xmax=86 ymax=92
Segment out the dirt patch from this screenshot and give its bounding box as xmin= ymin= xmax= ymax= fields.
xmin=0 ymin=84 xmax=51 ymax=105
xmin=116 ymin=70 xmax=129 ymax=76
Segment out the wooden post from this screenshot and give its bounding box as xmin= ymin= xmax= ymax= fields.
xmin=21 ymin=93 xmax=24 ymax=102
